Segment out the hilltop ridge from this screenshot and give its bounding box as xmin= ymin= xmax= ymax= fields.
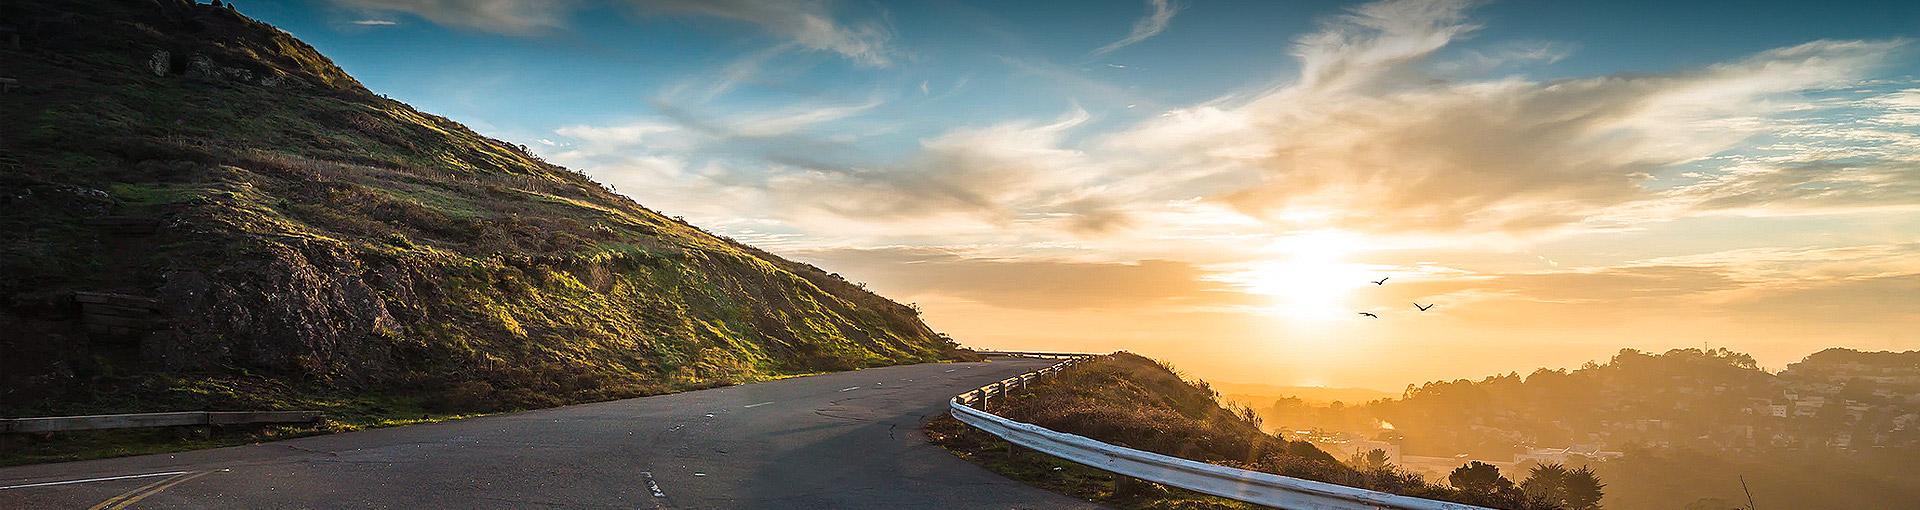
xmin=0 ymin=0 xmax=969 ymax=423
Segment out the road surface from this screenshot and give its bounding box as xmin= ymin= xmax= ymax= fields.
xmin=0 ymin=358 xmax=1104 ymax=509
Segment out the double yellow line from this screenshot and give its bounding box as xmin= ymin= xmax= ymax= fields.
xmin=85 ymin=469 xmax=223 ymax=510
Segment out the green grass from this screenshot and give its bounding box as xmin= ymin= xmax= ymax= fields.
xmin=3 ymin=0 xmax=969 ymax=466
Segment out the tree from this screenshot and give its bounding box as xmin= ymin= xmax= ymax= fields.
xmin=1349 ymin=448 xmax=1392 ymax=470
xmin=1448 ymin=461 xmax=1514 ymax=494
xmin=1522 ymin=462 xmax=1570 ymax=503
xmin=1561 ymin=466 xmax=1605 ymax=510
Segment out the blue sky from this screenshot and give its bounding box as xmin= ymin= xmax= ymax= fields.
xmin=254 ymin=0 xmax=1919 ymax=142
xmin=241 ymin=0 xmax=1920 ymax=389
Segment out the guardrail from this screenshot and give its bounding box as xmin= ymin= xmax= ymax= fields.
xmin=1 ymin=411 xmax=323 ymax=433
xmin=949 ymin=355 xmax=1493 ymax=510
xmin=954 ymin=353 xmax=1099 ymax=411
xmin=974 ymin=350 xmax=1094 ymax=360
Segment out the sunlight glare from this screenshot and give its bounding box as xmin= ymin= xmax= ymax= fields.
xmin=1237 ymin=230 xmax=1374 ymax=321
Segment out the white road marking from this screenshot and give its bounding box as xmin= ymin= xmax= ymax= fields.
xmin=703 ymin=413 xmax=714 ymax=418
xmin=692 ymin=472 xmax=706 ymax=477
xmin=642 ymin=471 xmax=665 ymax=497
xmin=838 ymin=386 xmax=860 ymax=392
xmin=0 ymin=471 xmax=195 ymax=490
xmin=944 ymin=369 xmax=956 ymax=373
xmin=743 ymin=401 xmax=774 ymax=408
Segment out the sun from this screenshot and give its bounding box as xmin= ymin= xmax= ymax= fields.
xmin=1235 ymin=230 xmax=1374 ymax=320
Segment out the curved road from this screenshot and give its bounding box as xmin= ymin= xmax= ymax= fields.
xmin=0 ymin=358 xmax=1104 ymax=509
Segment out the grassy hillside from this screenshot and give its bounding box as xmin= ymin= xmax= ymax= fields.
xmin=0 ymin=0 xmax=970 ymax=444
xmin=929 ymin=353 xmax=1562 ymax=510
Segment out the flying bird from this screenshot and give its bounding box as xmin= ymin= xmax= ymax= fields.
xmin=1371 ymin=277 xmax=1389 ymax=285
xmin=1358 ymin=312 xmax=1378 ymax=318
xmin=1415 ymin=303 xmax=1434 ymax=311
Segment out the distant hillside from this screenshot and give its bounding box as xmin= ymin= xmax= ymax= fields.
xmin=1250 ymin=347 xmax=1920 ymax=510
xmin=0 ymin=0 xmax=969 ymax=420
xmin=1212 ymin=381 xmax=1396 ymax=407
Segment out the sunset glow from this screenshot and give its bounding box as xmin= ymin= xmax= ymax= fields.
xmin=264 ymin=0 xmax=1920 ymax=390
xmin=1236 ymin=231 xmax=1375 ymax=320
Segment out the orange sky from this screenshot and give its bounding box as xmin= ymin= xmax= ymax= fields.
xmin=523 ymin=0 xmax=1920 ymax=390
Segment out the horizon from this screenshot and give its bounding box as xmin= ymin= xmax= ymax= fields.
xmin=241 ymin=0 xmax=1919 ymax=391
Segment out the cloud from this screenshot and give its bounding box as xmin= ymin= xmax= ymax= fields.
xmin=551 ymin=103 xmax=1137 ymax=240
xmin=793 ymin=247 xmax=1245 ymax=309
xmin=1107 ymin=0 xmax=1905 ymax=235
xmin=628 ymin=0 xmax=894 ymax=66
xmin=330 ymin=0 xmax=892 ymax=65
xmin=331 ymin=0 xmax=569 ymax=34
xmin=1092 ymin=0 xmax=1182 ymax=57
xmin=1366 ymin=242 xmax=1920 ymax=328
xmin=1671 ymin=160 xmax=1920 ymax=214
xmin=557 ymin=0 xmax=1915 ymax=267
xmin=351 ymin=19 xmax=399 ymax=26
xmin=760 ymin=108 xmax=1098 ymax=223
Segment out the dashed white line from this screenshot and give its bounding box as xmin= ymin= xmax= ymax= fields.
xmin=0 ymin=471 xmax=195 ymax=490
xmin=838 ymin=386 xmax=861 ymax=392
xmin=743 ymin=401 xmax=774 ymax=408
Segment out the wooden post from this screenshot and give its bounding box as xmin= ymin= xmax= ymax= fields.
xmin=990 ymin=382 xmax=1004 ymax=411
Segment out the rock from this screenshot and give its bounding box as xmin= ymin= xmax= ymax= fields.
xmin=148 ymin=50 xmax=170 ymax=76
xmin=184 ymin=53 xmax=216 ymax=80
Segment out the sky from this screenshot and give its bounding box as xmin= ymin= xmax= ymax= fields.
xmin=244 ymin=0 xmax=1920 ymax=391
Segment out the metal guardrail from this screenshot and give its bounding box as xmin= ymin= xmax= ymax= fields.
xmin=949 ymin=354 xmax=1493 ymax=510
xmin=954 ymin=353 xmax=1099 ymax=411
xmin=974 ymin=350 xmax=1093 ymax=360
xmin=1 ymin=411 xmax=323 ymax=433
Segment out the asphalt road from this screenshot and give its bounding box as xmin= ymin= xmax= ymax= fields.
xmin=0 ymin=358 xmax=1105 ymax=509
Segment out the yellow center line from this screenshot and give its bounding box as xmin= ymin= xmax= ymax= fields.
xmin=83 ymin=474 xmax=185 ymax=510
xmin=86 ymin=469 xmax=223 ymax=510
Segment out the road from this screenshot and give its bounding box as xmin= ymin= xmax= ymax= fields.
xmin=0 ymin=358 xmax=1105 ymax=509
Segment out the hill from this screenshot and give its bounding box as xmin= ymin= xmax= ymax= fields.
xmin=1211 ymin=381 xmax=1396 ymax=408
xmin=0 ymin=0 xmax=969 ymax=427
xmin=928 ymin=353 xmax=1560 ymax=510
xmin=1249 ymin=347 xmax=1920 ymax=509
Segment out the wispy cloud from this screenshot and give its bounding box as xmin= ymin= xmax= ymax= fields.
xmin=332 ymin=0 xmax=569 ymax=34
xmin=351 ymin=19 xmax=399 ymax=26
xmin=1110 ymin=0 xmax=1905 ymax=235
xmin=550 ymin=0 xmax=1913 ymax=253
xmin=630 ymin=0 xmax=895 ymax=66
xmin=330 ymin=0 xmax=893 ymax=65
xmin=794 ymin=247 xmax=1245 ymax=309
xmin=1093 ymin=0 xmax=1182 ymax=57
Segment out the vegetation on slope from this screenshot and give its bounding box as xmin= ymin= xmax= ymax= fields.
xmin=1250 ymin=347 xmax=1920 ymax=510
xmin=929 ymin=353 xmax=1563 ymax=509
xmin=0 ymin=0 xmax=970 ymax=461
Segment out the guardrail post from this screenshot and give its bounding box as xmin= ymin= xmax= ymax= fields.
xmin=989 ymin=382 xmax=1004 ymax=411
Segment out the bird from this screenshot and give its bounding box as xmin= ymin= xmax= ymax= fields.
xmin=1358 ymin=312 xmax=1378 ymax=318
xmin=1371 ymin=277 xmax=1389 ymax=285
xmin=1415 ymin=303 xmax=1434 ymax=311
